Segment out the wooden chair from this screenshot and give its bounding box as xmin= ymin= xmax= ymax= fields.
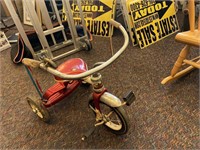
xmin=161 ymin=0 xmax=200 ymax=84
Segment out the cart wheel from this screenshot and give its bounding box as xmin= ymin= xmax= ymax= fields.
xmin=84 ymin=40 xmax=92 ymax=51
xmin=89 ymin=100 xmax=130 ymax=135
xmin=27 ymin=97 xmax=50 ymax=123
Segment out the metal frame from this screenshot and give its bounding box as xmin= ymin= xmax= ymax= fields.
xmin=4 ymin=0 xmax=89 ymax=61
xmin=119 ymin=0 xmax=138 ymax=46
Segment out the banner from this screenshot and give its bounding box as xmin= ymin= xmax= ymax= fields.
xmin=129 ymin=0 xmax=179 ymax=49
xmin=64 ymin=0 xmax=116 ymax=37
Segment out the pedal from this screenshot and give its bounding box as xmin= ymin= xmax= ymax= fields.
xmin=81 ymin=126 xmax=96 ymax=141
xmin=123 ymin=91 xmax=136 ymax=106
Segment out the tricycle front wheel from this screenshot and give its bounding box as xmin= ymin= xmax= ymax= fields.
xmin=89 ymin=101 xmax=130 ymax=135
xmin=27 ymin=97 xmax=50 ymax=123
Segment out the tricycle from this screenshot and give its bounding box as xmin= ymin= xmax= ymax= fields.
xmin=22 ymin=20 xmax=136 ymax=140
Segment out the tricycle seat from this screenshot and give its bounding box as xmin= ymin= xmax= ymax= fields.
xmin=54 ymin=58 xmax=88 ymax=82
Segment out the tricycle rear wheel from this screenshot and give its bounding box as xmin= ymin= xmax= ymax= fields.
xmin=27 ymin=97 xmax=50 ymax=123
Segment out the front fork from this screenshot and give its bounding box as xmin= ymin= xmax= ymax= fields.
xmin=82 ymin=73 xmax=135 ymax=140
xmin=90 ymin=72 xmax=135 ymax=123
xmin=90 ymin=73 xmax=107 ymax=122
xmin=82 ymin=73 xmax=107 ymax=141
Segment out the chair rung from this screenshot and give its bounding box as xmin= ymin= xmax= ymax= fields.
xmin=183 ymin=59 xmax=200 ymax=68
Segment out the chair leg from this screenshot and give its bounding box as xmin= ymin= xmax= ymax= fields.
xmin=161 ymin=59 xmax=200 ymax=85
xmin=170 ymin=45 xmax=190 ymax=76
xmin=161 ymin=65 xmax=196 ymax=85
xmin=160 ymin=45 xmax=200 ymax=84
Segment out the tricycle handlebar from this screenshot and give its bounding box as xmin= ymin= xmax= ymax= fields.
xmin=23 ymin=20 xmax=129 ymax=80
xmin=109 ymin=19 xmax=121 ymax=28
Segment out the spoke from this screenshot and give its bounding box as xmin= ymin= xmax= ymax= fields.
xmin=106 ymin=111 xmax=114 ymax=117
xmin=114 ymin=114 xmax=121 ymax=123
xmin=99 ymin=103 xmax=123 ymax=131
xmin=89 ymin=105 xmax=96 ymax=112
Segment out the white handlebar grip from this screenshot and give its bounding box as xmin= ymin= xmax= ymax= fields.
xmin=22 ymin=58 xmax=41 ymax=68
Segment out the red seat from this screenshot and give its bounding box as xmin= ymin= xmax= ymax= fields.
xmin=54 ymin=58 xmax=88 ymax=82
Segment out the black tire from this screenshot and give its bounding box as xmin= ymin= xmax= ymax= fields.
xmin=84 ymin=40 xmax=92 ymax=51
xmin=89 ymin=100 xmax=129 ymax=135
xmin=27 ymin=97 xmax=50 ymax=123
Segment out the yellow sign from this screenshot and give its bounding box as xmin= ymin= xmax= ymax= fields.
xmin=64 ymin=0 xmax=116 ymax=37
xmin=129 ymin=0 xmax=179 ymax=49
xmin=125 ymin=0 xmax=138 ymax=46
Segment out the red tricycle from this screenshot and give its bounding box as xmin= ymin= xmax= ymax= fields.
xmin=22 ymin=20 xmax=135 ymax=139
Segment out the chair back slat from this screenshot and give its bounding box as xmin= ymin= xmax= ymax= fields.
xmin=188 ymin=0 xmax=195 ymax=32
xmin=198 ymin=14 xmax=200 ymax=31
